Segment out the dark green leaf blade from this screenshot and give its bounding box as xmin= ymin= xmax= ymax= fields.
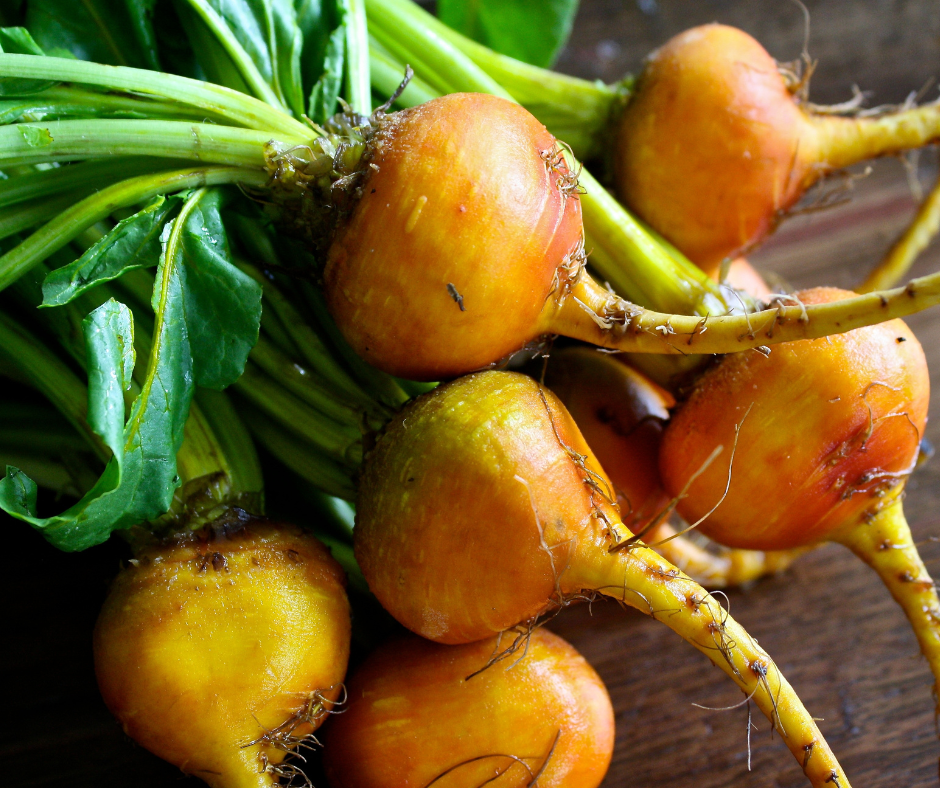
xmin=174 ymin=189 xmax=262 ymax=389
xmin=26 ymin=0 xmax=151 ymax=68
xmin=41 ymin=194 xmax=182 ymax=307
xmin=307 ymin=1 xmax=346 ymax=123
xmin=0 ymin=188 xmax=261 ymax=551
xmin=437 ymin=0 xmax=579 ymax=68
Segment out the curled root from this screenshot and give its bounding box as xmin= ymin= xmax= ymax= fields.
xmin=540 ymin=140 xmax=585 ymax=202
xmin=244 ymin=685 xmax=348 ymax=781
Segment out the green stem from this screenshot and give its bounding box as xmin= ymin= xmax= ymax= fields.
xmin=0 ymin=158 xmax=168 ymax=209
xmin=233 ymin=362 xmax=364 ymax=467
xmin=0 ymin=119 xmax=288 ymax=168
xmin=192 ymin=389 xmax=264 ymax=503
xmin=0 ymin=166 xmax=267 ymax=293
xmin=249 ymin=335 xmax=379 ymax=429
xmin=369 ymin=37 xmax=437 ymax=107
xmin=5 ymin=85 xmax=235 ymax=124
xmin=0 ymin=310 xmax=108 ymax=461
xmin=0 ymin=191 xmax=85 ymax=241
xmin=233 ymin=255 xmax=386 ymax=413
xmin=236 ymin=399 xmax=357 ymax=501
xmin=369 ymin=0 xmax=622 ymax=160
xmin=346 ymin=0 xmax=372 ymax=115
xmin=0 ymin=54 xmax=309 ymax=137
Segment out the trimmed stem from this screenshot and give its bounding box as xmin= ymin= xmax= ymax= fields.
xmin=568 ymin=543 xmax=850 ymax=788
xmin=346 ymin=0 xmax=372 ymax=115
xmin=0 ymin=119 xmax=284 ymax=168
xmin=0 ymin=54 xmax=310 ymax=137
xmin=834 ymin=497 xmax=940 ymax=719
xmin=0 ymin=166 xmax=268 ymax=293
xmin=369 ymin=0 xmax=620 ymax=160
xmin=813 ymin=105 xmax=940 ymax=172
xmin=550 ymin=273 xmax=940 ymax=356
xmin=859 ymin=174 xmax=940 ymax=293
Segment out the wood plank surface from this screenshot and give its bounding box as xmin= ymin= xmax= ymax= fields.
xmin=4 ymin=2 xmax=940 ymax=786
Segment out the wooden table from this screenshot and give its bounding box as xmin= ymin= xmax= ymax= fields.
xmin=4 ymin=1 xmax=940 ymax=786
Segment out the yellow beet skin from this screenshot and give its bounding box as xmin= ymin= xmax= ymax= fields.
xmin=323 ymin=629 xmax=615 ymax=788
xmin=94 ymin=521 xmax=351 ymax=788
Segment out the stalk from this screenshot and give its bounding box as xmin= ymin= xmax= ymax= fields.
xmin=0 ymin=310 xmax=107 ymax=460
xmin=0 ymin=119 xmax=286 ymax=168
xmin=176 ymin=0 xmax=289 ymax=112
xmin=346 ymin=0 xmax=372 ymax=115
xmin=235 ymin=401 xmax=357 ymax=501
xmin=369 ymin=39 xmax=438 ymax=107
xmin=369 ymin=0 xmax=622 ymax=160
xmin=0 ymin=54 xmax=311 ymax=137
xmin=0 ymin=158 xmax=170 ymax=209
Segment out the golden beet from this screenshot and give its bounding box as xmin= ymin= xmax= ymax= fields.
xmin=94 ymin=521 xmax=351 ymax=788
xmin=354 ymin=371 xmax=850 ymax=788
xmin=660 ymin=287 xmax=928 ymax=551
xmin=615 ymin=24 xmax=940 ymax=275
xmin=324 ymin=92 xmax=582 ymax=381
xmin=323 ymin=629 xmax=615 ymax=788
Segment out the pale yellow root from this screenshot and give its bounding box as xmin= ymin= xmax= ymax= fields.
xmin=812 ymin=103 xmax=940 ymax=172
xmin=653 ymin=524 xmax=810 ymax=589
xmin=834 ymin=497 xmax=940 ymax=720
xmin=566 ymin=539 xmax=851 ymax=788
xmin=859 ymin=173 xmax=940 ymax=293
xmin=548 ymin=271 xmax=940 ymax=357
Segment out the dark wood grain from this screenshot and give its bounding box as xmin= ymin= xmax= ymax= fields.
xmin=4 ymin=2 xmax=940 ymax=786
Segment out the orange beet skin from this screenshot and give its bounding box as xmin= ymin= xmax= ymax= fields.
xmin=322 ymin=629 xmax=615 ymax=788
xmin=615 ymin=24 xmax=940 ymax=275
xmin=325 ymin=93 xmax=582 ymax=381
xmin=660 ymin=287 xmax=929 ymax=550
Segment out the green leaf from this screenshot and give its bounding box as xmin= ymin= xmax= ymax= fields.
xmin=169 ymin=188 xmax=262 ymax=389
xmin=307 ymin=1 xmax=346 ymax=123
xmin=25 ymin=0 xmax=159 ymax=69
xmin=178 ymin=0 xmax=304 ymax=114
xmin=437 ymin=0 xmax=579 ymax=68
xmin=41 ymin=194 xmax=182 ymax=307
xmin=17 ymin=124 xmax=52 ymax=146
xmin=0 ymin=188 xmax=262 ymax=551
xmin=0 ymin=27 xmax=45 ymax=56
